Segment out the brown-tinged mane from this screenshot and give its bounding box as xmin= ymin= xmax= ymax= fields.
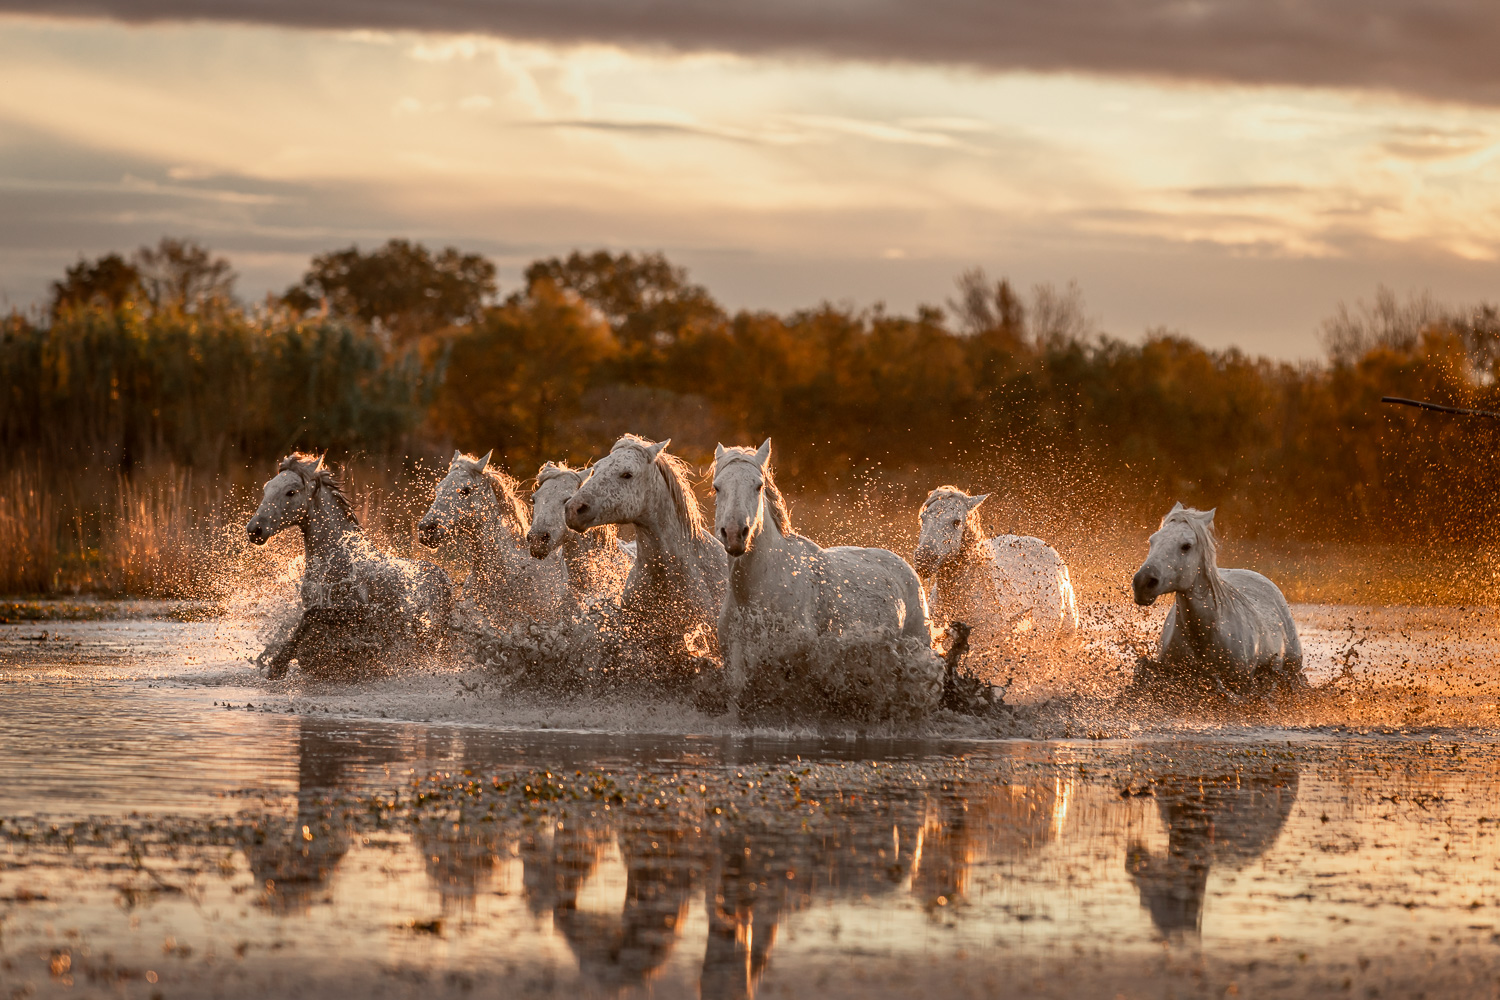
xmin=715 ymin=446 xmax=793 ymax=535
xmin=279 ymin=452 xmax=358 ymax=525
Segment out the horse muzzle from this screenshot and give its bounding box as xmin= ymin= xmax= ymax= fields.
xmin=564 ymin=498 xmax=594 ymax=532
xmin=527 ymin=529 xmax=555 ymax=560
xmin=912 ymin=544 xmax=941 ymax=577
xmin=245 ymin=520 xmax=270 ymax=546
xmin=1131 ymin=566 xmax=1161 ymax=606
xmin=718 ymin=522 xmax=751 ymax=557
xmin=417 ymin=519 xmax=445 ymax=548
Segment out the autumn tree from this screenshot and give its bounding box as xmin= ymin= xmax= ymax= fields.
xmin=50 ymin=253 xmax=143 ymax=316
xmin=284 ymin=239 xmax=497 ymax=346
xmin=524 ymin=250 xmax=725 ymax=386
xmin=429 ymin=279 xmax=617 ymax=470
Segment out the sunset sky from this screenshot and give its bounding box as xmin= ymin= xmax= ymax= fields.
xmin=2 ymin=2 xmax=1498 ymax=356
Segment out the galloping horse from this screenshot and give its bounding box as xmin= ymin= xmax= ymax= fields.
xmin=914 ymin=486 xmax=1077 ymax=667
xmin=1131 ymin=503 xmax=1303 ymax=698
xmin=564 ymin=435 xmax=727 ymax=657
xmin=527 ymin=461 xmax=632 ymax=608
xmin=417 ymin=450 xmax=569 ymax=627
xmin=713 ymin=438 xmax=942 ymax=720
xmin=246 ymin=453 xmax=452 ymax=679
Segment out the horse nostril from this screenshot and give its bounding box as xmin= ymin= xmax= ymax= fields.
xmin=1145 ymin=575 xmax=1159 ymax=590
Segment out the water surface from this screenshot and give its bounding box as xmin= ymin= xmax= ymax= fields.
xmin=1 ymin=606 xmax=1497 ymax=998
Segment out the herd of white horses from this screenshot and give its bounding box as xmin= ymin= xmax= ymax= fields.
xmin=244 ymin=434 xmax=1306 ymax=720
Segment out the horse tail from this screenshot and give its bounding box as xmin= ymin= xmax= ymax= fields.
xmin=1057 ymin=561 xmax=1079 ymax=633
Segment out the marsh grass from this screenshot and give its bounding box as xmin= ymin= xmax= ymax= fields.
xmin=2 ymin=459 xmax=1495 ymax=606
xmin=0 ymin=458 xmax=448 ymax=599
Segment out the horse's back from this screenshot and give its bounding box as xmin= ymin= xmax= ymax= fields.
xmin=821 ymin=545 xmax=928 ymax=638
xmin=1218 ymin=567 xmax=1301 ymax=660
xmin=984 ymin=534 xmax=1077 ymax=632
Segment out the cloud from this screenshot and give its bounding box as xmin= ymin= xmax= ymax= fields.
xmin=4 ymin=1 xmax=1500 ymax=105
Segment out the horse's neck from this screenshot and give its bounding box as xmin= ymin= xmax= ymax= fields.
xmin=1175 ymin=567 xmax=1235 ymax=632
xmin=632 ymin=480 xmax=698 ymax=577
xmin=301 ymin=490 xmax=359 ymax=563
xmin=729 ymin=508 xmax=808 ymax=597
xmin=562 ymin=527 xmax=613 ymax=589
xmin=466 ymin=508 xmax=529 ymax=583
xmin=937 ymin=528 xmax=988 ymax=590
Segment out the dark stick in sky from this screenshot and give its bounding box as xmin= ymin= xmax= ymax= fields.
xmin=1381 ymin=396 xmax=1500 ymax=420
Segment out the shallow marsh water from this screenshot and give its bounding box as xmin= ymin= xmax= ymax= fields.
xmin=1 ymin=603 xmax=1499 ymax=998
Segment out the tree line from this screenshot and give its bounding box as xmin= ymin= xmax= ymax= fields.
xmin=6 ymin=237 xmax=1500 ymax=543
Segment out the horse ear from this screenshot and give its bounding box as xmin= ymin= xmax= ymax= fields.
xmin=965 ymin=493 xmax=988 ymax=511
xmin=755 ymin=437 xmax=772 ymax=468
xmin=714 ymin=443 xmax=725 ymax=460
xmin=313 ymin=454 xmax=326 ymax=473
xmin=1202 ymin=507 xmax=1217 ymax=523
xmin=476 ymin=450 xmax=492 ymax=473
xmin=645 ymin=439 xmax=670 ymax=461
xmin=1170 ymin=501 xmax=1185 ymax=514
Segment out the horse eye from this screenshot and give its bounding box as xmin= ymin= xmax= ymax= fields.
xmin=952 ymin=519 xmax=961 ymax=527
xmin=621 ymin=471 xmax=633 ymax=479
xmin=756 ymin=483 xmax=763 ymax=492
xmin=286 ymin=488 xmax=297 ymax=497
xmin=1180 ymin=542 xmax=1192 ymax=552
xmin=457 ymin=486 xmax=471 ymax=496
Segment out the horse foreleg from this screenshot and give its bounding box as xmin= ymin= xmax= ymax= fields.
xmin=263 ymin=615 xmax=312 ymax=680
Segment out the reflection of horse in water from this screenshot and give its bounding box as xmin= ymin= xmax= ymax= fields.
xmin=909 ymin=778 xmax=1067 ymax=908
xmin=519 ymin=821 xmax=698 ymax=992
xmin=699 ymin=776 xmax=1067 ymax=999
xmin=240 ymin=722 xmax=369 ymax=913
xmin=1127 ymin=762 xmax=1299 ymax=936
xmin=242 ymin=719 xmax=454 ymax=913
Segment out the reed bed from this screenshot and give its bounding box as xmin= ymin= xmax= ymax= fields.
xmin=3 ymin=459 xmax=1496 ymax=607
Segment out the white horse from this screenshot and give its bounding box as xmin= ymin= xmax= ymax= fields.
xmin=564 ymin=435 xmax=727 ymax=656
xmin=1131 ymin=503 xmax=1304 ymax=697
xmin=246 ymin=453 xmax=453 ymax=679
xmin=914 ymin=487 xmax=1078 ymax=661
xmin=418 ymin=450 xmax=570 ymax=628
xmin=527 ymin=461 xmax=632 ymax=607
xmin=713 ymin=439 xmax=942 ymax=721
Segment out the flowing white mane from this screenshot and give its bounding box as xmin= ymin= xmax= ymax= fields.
xmin=1161 ymin=504 xmax=1227 ymax=604
xmin=715 ymin=445 xmax=793 ymax=535
xmin=535 ymin=460 xmax=585 ymax=491
xmin=451 ymin=452 xmax=530 ymax=534
xmin=279 ymin=452 xmax=357 ymax=523
xmin=611 ymin=434 xmax=705 ymax=538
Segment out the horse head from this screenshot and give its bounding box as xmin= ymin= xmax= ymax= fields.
xmin=914 ymin=487 xmax=987 ymax=576
xmin=565 ymin=435 xmax=672 ymax=532
xmin=247 ymin=453 xmax=337 ymax=545
xmin=1132 ymin=502 xmax=1218 ymax=606
xmin=711 ymin=438 xmax=774 ymax=557
xmin=529 ymin=462 xmax=586 ymax=559
xmin=418 ymin=450 xmax=516 ymax=549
